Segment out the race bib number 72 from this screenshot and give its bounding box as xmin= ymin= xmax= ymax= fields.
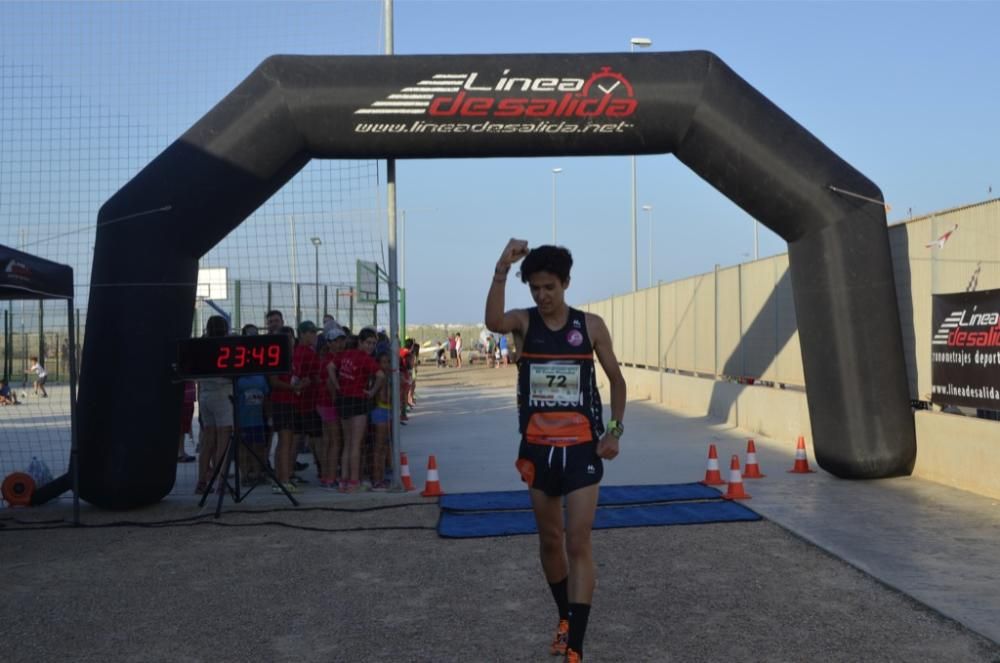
xmin=529 ymin=364 xmax=581 ymax=403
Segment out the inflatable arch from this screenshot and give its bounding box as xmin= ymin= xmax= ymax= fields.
xmin=79 ymin=52 xmax=916 ymax=509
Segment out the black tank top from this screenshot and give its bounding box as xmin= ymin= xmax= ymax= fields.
xmin=517 ymin=307 xmax=604 ymax=446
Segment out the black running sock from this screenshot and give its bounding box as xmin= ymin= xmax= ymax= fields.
xmin=567 ymin=602 xmax=591 ymax=655
xmin=548 ymin=577 xmax=570 ymax=620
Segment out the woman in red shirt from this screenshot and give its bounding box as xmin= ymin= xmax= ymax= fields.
xmin=336 ymin=328 xmax=384 ymax=493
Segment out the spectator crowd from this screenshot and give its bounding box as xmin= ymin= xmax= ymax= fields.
xmin=180 ymin=310 xmax=418 ymax=495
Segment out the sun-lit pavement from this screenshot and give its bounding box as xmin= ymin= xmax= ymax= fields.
xmin=401 ymin=366 xmax=1000 ymax=647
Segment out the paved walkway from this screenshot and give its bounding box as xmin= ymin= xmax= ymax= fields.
xmin=4 ymin=367 xmax=1000 ymax=661
xmin=401 ymin=373 xmax=1000 ymax=646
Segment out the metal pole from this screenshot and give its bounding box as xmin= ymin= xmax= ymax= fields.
xmin=290 ymin=216 xmax=298 ymax=321
xmin=67 ymin=298 xmax=80 ymax=525
xmin=295 ymin=284 xmax=302 ymax=325
xmin=384 ymin=0 xmax=402 ymax=491
xmin=38 ymin=300 xmax=45 ymax=374
xmin=643 ymin=205 xmax=653 ymax=288
xmin=315 ymin=244 xmax=320 ymax=321
xmin=657 ymin=281 xmax=662 ymax=403
xmin=551 ymin=168 xmax=562 ymax=244
xmin=714 ymin=264 xmax=719 ymax=377
xmin=628 ymin=38 xmax=651 ymax=291
xmin=234 ymin=280 xmax=241 ymax=330
xmin=631 ymin=154 xmax=638 ymax=292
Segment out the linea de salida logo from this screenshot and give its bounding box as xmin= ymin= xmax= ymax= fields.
xmin=933 ymin=306 xmax=1000 ymax=348
xmin=2 ymin=259 xmax=32 ymax=282
xmin=354 ymin=66 xmax=637 ymax=119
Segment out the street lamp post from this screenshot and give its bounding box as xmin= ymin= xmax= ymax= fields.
xmin=551 ymin=167 xmax=563 ymax=244
xmin=310 ymin=236 xmax=322 ymax=320
xmin=629 ymin=37 xmax=652 ymax=292
xmin=401 ymin=210 xmax=406 ymax=293
xmin=642 ymin=204 xmax=653 ymax=287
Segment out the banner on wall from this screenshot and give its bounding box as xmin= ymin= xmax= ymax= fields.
xmin=931 ymin=288 xmax=1000 ymax=410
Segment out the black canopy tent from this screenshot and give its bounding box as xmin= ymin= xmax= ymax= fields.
xmin=0 ymin=244 xmax=80 ymax=520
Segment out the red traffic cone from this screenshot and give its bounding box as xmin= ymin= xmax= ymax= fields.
xmin=788 ymin=436 xmax=816 ymax=474
xmin=399 ymin=452 xmax=415 ymax=491
xmin=722 ymin=455 xmax=750 ymax=500
xmin=743 ymin=439 xmax=765 ymax=479
xmin=421 ymin=455 xmax=445 ymax=497
xmin=700 ymin=444 xmax=726 ymax=486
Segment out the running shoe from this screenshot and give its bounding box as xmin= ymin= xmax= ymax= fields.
xmin=550 ymin=620 xmax=569 ymax=656
xmin=563 ymin=648 xmax=581 ymax=663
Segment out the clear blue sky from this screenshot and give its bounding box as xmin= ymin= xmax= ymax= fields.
xmin=2 ymin=1 xmax=998 ymax=324
xmin=393 ymin=0 xmax=1000 ymax=322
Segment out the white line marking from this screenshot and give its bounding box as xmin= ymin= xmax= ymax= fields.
xmin=354 ymin=109 xmax=426 ymax=115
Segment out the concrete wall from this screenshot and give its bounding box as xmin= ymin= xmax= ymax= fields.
xmin=599 ymin=364 xmax=1000 ymax=500
xmin=586 ymin=198 xmax=1000 ymax=500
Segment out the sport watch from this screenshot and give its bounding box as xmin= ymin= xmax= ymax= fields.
xmin=607 ymin=419 xmax=624 ymax=438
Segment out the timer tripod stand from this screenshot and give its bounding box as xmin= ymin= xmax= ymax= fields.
xmin=198 ymin=376 xmax=299 ymax=517
xmin=174 ymin=332 xmax=297 ymax=517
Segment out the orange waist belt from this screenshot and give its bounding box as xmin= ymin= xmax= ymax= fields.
xmin=524 ymin=411 xmax=594 ymax=447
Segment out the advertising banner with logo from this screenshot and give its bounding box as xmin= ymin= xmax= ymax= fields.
xmin=931 ymin=289 xmax=1000 ymax=410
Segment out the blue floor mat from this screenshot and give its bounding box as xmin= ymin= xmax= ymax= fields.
xmin=438 ymin=500 xmax=761 ymax=539
xmin=439 ymin=483 xmax=720 ymax=512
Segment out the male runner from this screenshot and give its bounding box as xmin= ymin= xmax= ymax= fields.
xmin=485 ymin=239 xmax=627 ymax=663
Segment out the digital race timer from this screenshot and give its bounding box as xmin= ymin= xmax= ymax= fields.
xmin=174 ymin=334 xmax=292 ymax=378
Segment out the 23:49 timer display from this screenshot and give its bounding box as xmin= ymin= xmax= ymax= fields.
xmin=216 ymin=343 xmax=283 ymax=370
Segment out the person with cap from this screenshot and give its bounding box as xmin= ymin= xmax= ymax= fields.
xmin=316 ymin=326 xmax=347 ymax=488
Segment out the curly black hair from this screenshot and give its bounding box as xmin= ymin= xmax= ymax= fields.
xmin=519 ymin=245 xmax=573 ymax=284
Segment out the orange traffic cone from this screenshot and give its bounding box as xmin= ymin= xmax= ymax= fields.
xmin=700 ymin=444 xmax=726 ymax=486
xmin=421 ymin=455 xmax=445 ymax=497
xmin=722 ymin=455 xmax=750 ymax=500
xmin=788 ymin=436 xmax=816 ymax=474
xmin=743 ymin=439 xmax=765 ymax=479
xmin=399 ymin=452 xmax=415 ymax=491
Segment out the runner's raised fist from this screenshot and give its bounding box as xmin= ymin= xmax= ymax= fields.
xmin=499 ymin=238 xmax=529 ymax=266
